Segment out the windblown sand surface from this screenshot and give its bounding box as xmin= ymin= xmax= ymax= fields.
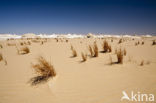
xmin=0 ymin=37 xmax=156 ymax=103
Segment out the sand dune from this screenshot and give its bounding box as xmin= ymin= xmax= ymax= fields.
xmin=0 ymin=35 xmax=156 ymax=103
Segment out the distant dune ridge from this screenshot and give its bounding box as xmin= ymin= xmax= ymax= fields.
xmin=0 ymin=33 xmax=156 ymax=103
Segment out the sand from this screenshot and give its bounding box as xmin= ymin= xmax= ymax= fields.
xmin=0 ymin=36 xmax=156 ymax=103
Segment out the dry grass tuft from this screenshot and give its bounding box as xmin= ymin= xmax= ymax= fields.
xmin=93 ymin=42 xmax=98 ymax=57
xmin=20 ymin=42 xmax=24 ymax=46
xmin=103 ymin=40 xmax=109 ymax=52
xmin=0 ymin=53 xmax=3 ymax=61
xmin=71 ymin=45 xmax=77 ymax=57
xmin=116 ymin=48 xmax=123 ymax=64
xmin=135 ymin=42 xmax=138 ymax=46
xmin=88 ymin=45 xmax=94 ymax=57
xmin=152 ymin=40 xmax=156 ymax=45
xmin=81 ymin=52 xmax=87 ymax=62
xmin=27 ymin=41 xmax=31 ymax=45
xmin=7 ymin=43 xmax=16 ymax=46
xmin=41 ymin=41 xmax=44 ymax=45
xmin=19 ymin=46 xmax=30 ymax=55
xmin=141 ymin=41 xmax=144 ymax=45
xmin=102 ymin=40 xmax=112 ymax=53
xmin=30 ymin=56 xmax=56 ymax=85
xmin=0 ymin=44 xmax=3 ymax=48
xmin=118 ymin=39 xmax=122 ymax=44
xmin=140 ymin=60 xmax=144 ymax=66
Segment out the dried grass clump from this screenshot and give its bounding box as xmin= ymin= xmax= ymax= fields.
xmin=140 ymin=60 xmax=144 ymax=66
xmin=0 ymin=44 xmax=3 ymax=48
xmin=93 ymin=43 xmax=98 ymax=57
xmin=20 ymin=42 xmax=24 ymax=46
xmin=142 ymin=41 xmax=144 ymax=45
xmin=81 ymin=52 xmax=87 ymax=62
xmin=152 ymin=40 xmax=156 ymax=45
xmin=116 ymin=49 xmax=123 ymax=64
xmin=102 ymin=40 xmax=111 ymax=53
xmin=135 ymin=42 xmax=138 ymax=46
xmin=89 ymin=45 xmax=94 ymax=57
xmin=71 ymin=45 xmax=77 ymax=57
xmin=7 ymin=43 xmax=16 ymax=46
xmin=118 ymin=39 xmax=122 ymax=44
xmin=41 ymin=41 xmax=44 ymax=45
xmin=19 ymin=46 xmax=30 ymax=55
xmin=27 ymin=41 xmax=31 ymax=45
xmin=0 ymin=53 xmax=3 ymax=61
xmin=30 ymin=56 xmax=56 ymax=85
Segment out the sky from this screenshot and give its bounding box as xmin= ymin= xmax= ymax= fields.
xmin=0 ymin=0 xmax=156 ymax=35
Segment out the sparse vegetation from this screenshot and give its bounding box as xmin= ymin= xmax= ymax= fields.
xmin=71 ymin=45 xmax=77 ymax=57
xmin=93 ymin=42 xmax=98 ymax=57
xmin=140 ymin=60 xmax=144 ymax=66
xmin=152 ymin=40 xmax=156 ymax=45
xmin=19 ymin=46 xmax=30 ymax=55
xmin=81 ymin=52 xmax=87 ymax=62
xmin=0 ymin=53 xmax=3 ymax=61
xmin=88 ymin=45 xmax=94 ymax=57
xmin=30 ymin=56 xmax=56 ymax=85
xmin=102 ymin=40 xmax=111 ymax=53
xmin=7 ymin=43 xmax=16 ymax=46
xmin=135 ymin=42 xmax=138 ymax=46
xmin=20 ymin=42 xmax=24 ymax=46
xmin=141 ymin=41 xmax=144 ymax=45
xmin=118 ymin=39 xmax=122 ymax=44
xmin=0 ymin=44 xmax=3 ymax=48
xmin=116 ymin=48 xmax=123 ymax=64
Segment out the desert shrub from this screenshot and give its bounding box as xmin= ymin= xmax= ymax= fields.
xmin=30 ymin=56 xmax=56 ymax=85
xmin=0 ymin=53 xmax=3 ymax=61
xmin=123 ymin=48 xmax=127 ymax=56
xmin=19 ymin=46 xmax=30 ymax=55
xmin=81 ymin=52 xmax=87 ymax=62
xmin=116 ymin=48 xmax=123 ymax=64
xmin=102 ymin=40 xmax=111 ymax=53
xmin=93 ymin=42 xmax=98 ymax=57
xmin=88 ymin=45 xmax=94 ymax=57
xmin=140 ymin=60 xmax=144 ymax=66
xmin=71 ymin=45 xmax=77 ymax=57
xmin=0 ymin=44 xmax=3 ymax=48
xmin=152 ymin=40 xmax=156 ymax=45
xmin=118 ymin=39 xmax=122 ymax=44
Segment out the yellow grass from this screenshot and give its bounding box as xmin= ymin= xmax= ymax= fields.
xmin=88 ymin=45 xmax=94 ymax=57
xmin=30 ymin=56 xmax=56 ymax=85
xmin=93 ymin=43 xmax=98 ymax=57
xmin=0 ymin=53 xmax=3 ymax=61
xmin=81 ymin=52 xmax=87 ymax=62
xmin=71 ymin=45 xmax=77 ymax=57
xmin=116 ymin=49 xmax=123 ymax=64
xmin=140 ymin=60 xmax=144 ymax=66
xmin=102 ymin=40 xmax=111 ymax=53
xmin=152 ymin=40 xmax=156 ymax=45
xmin=19 ymin=46 xmax=30 ymax=55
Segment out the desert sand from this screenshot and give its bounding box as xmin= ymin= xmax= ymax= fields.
xmin=0 ymin=35 xmax=156 ymax=103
